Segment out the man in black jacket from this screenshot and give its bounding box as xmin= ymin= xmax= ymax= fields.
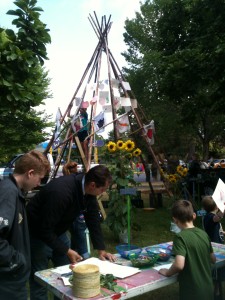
xmin=27 ymin=165 xmax=114 ymax=300
xmin=0 ymin=150 xmax=50 ymax=300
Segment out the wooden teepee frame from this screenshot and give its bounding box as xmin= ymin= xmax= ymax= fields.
xmin=44 ymin=12 xmax=170 ymax=200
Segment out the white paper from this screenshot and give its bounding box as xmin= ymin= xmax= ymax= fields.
xmin=61 ymin=276 xmax=72 ymax=286
xmin=103 ymin=105 xmax=112 ymax=113
xmin=75 ymin=97 xmax=82 ymax=106
xmin=112 ymin=78 xmax=119 ymax=88
xmin=120 ymin=97 xmax=131 ymax=107
xmin=52 ymin=258 xmax=140 ymax=279
xmin=131 ymin=98 xmax=137 ymax=109
xmin=212 ymin=178 xmax=225 ymax=212
xmin=153 ymin=263 xmax=172 ymax=271
xmin=76 ymin=258 xmax=140 ymax=278
xmin=122 ymin=81 xmax=131 ymax=91
xmin=99 ymin=91 xmax=110 ymax=104
xmin=113 ymin=97 xmax=121 ymax=110
xmin=52 ymin=265 xmax=71 ymax=275
xmin=113 ymin=88 xmax=120 ymax=97
xmin=86 ymin=82 xmax=97 ymax=91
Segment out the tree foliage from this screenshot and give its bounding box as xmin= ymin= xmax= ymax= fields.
xmin=0 ymin=0 xmax=53 ymax=161
xmin=123 ymin=0 xmax=225 ymax=160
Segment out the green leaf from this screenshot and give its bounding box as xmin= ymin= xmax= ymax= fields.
xmin=3 ymin=79 xmax=12 ymax=87
xmin=6 ymin=9 xmax=21 ymax=16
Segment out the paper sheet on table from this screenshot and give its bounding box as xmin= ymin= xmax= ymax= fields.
xmin=212 ymin=178 xmax=225 ymax=212
xmin=153 ymin=263 xmax=172 ymax=271
xmin=61 ymin=276 xmax=71 ymax=286
xmin=52 ymin=265 xmax=71 ymax=275
xmin=52 ymin=257 xmax=140 ymax=279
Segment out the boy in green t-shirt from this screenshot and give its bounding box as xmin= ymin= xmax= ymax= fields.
xmin=159 ymin=200 xmax=216 ymax=300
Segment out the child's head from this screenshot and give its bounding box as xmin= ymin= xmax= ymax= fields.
xmin=62 ymin=161 xmax=78 ymax=175
xmin=201 ymin=196 xmax=217 ymax=212
xmin=172 ymin=200 xmax=195 ymax=223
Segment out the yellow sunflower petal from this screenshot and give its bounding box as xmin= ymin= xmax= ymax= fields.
xmin=125 ymin=140 xmax=135 ymax=152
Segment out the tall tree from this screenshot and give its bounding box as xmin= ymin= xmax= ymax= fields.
xmin=0 ymin=0 xmax=52 ymax=161
xmin=123 ymin=0 xmax=225 ymax=160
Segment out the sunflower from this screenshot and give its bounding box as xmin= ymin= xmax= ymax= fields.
xmin=133 ymin=148 xmax=142 ymax=157
xmin=125 ymin=140 xmax=135 ymax=152
xmin=116 ymin=140 xmax=125 ymax=150
xmin=176 ymin=165 xmax=183 ymax=175
xmin=181 ymin=168 xmax=188 ymax=177
xmin=106 ymin=141 xmax=117 ymax=153
xmin=168 ymin=174 xmax=177 ymax=183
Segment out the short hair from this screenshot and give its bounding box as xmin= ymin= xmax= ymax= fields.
xmin=14 ymin=150 xmax=50 ymax=175
xmin=85 ymin=165 xmax=112 ymax=187
xmin=62 ymin=161 xmax=78 ymax=175
xmin=202 ymin=196 xmax=217 ymax=212
xmin=171 ymin=200 xmax=194 ymax=223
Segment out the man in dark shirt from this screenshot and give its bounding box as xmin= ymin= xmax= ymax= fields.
xmin=27 ymin=165 xmax=114 ymax=300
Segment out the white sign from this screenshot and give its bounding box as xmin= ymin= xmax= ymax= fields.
xmin=212 ymin=178 xmax=225 ymax=212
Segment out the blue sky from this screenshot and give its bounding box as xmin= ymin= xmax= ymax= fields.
xmin=0 ymin=0 xmax=140 ymax=133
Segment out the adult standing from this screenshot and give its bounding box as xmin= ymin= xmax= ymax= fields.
xmin=27 ymin=165 xmax=114 ymax=300
xmin=62 ymin=161 xmax=89 ymax=259
xmin=0 ymin=150 xmax=50 ymax=300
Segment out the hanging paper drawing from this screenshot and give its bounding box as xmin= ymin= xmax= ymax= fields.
xmin=93 ymin=111 xmax=105 ymax=133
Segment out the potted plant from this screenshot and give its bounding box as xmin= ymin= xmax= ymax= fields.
xmin=103 ymin=139 xmax=142 ymax=242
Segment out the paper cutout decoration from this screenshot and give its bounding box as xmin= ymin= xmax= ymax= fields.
xmin=117 ymin=115 xmax=130 ymax=133
xmin=113 ymin=97 xmax=121 ymax=110
xmin=122 ymin=81 xmax=131 ymax=91
xmin=113 ymin=87 xmax=120 ymax=97
xmin=71 ymin=114 xmax=80 ymax=133
xmin=75 ymin=97 xmax=82 ymax=106
xmin=99 ymin=91 xmax=110 ymax=105
xmin=81 ymin=101 xmax=89 ymax=108
xmin=103 ymin=105 xmax=112 ymax=113
xmin=120 ymin=97 xmax=131 ymax=107
xmin=124 ymin=106 xmax=131 ymax=112
xmin=99 ymin=97 xmax=106 ymax=106
xmin=90 ymin=95 xmax=98 ymax=105
xmin=86 ymin=82 xmax=96 ymax=91
xmin=111 ymin=78 xmax=119 ymax=88
xmin=93 ymin=111 xmax=105 ymax=133
xmin=212 ymin=178 xmax=225 ymax=212
xmin=144 ymin=120 xmax=155 ymax=145
xmin=98 ymin=82 xmax=105 ymax=90
xmin=103 ymin=79 xmax=109 ymax=85
xmin=131 ymin=98 xmax=137 ymax=109
xmin=95 ymin=140 xmax=105 ymax=147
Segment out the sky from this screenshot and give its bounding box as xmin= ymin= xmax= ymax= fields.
xmin=0 ymin=0 xmax=141 ymax=132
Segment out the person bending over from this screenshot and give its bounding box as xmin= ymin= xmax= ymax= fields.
xmin=27 ymin=165 xmax=114 ymax=300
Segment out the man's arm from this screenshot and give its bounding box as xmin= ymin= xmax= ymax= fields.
xmin=159 ymin=255 xmax=185 ymax=277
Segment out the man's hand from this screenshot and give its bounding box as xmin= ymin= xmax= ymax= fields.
xmin=98 ymin=250 xmax=116 ymax=262
xmin=67 ymin=248 xmax=83 ymax=263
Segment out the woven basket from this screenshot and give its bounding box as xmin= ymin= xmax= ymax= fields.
xmin=72 ymin=264 xmax=100 ymax=298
